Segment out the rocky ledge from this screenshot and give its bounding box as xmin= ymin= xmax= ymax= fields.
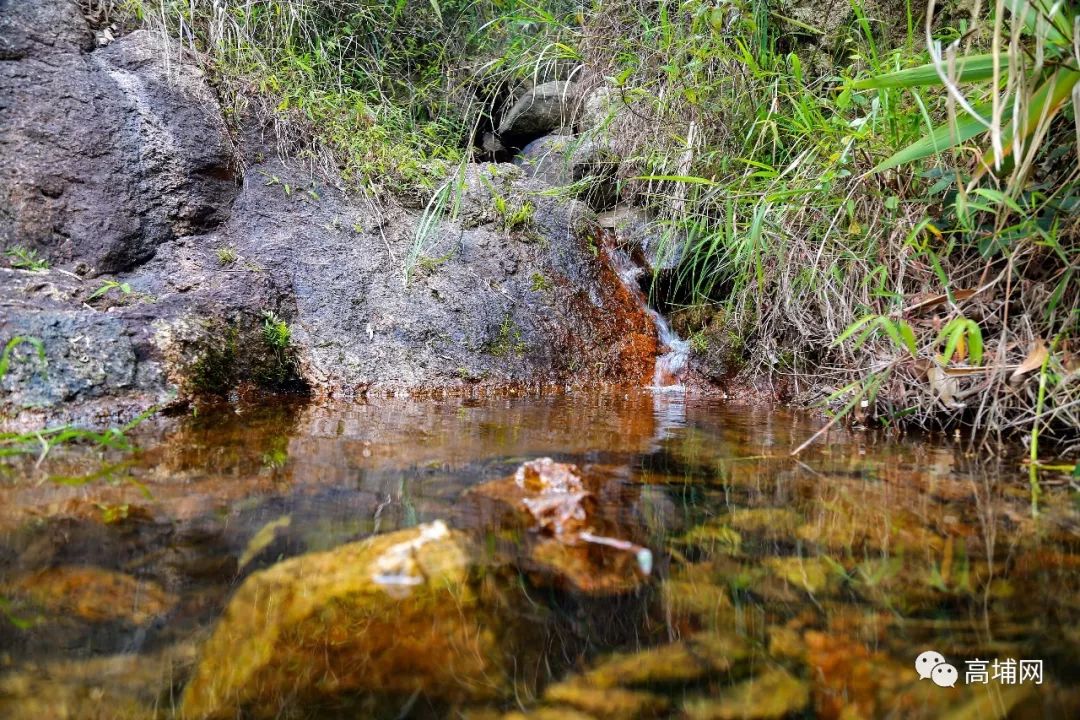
xmin=0 ymin=0 xmax=664 ymax=428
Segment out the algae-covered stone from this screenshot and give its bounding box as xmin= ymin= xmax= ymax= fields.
xmin=0 ymin=643 xmax=198 ymax=720
xmin=4 ymin=566 xmax=176 ymax=625
xmin=763 ymin=556 xmax=835 ymax=595
xmin=683 ymin=669 xmax=809 ymax=720
xmin=728 ymin=508 xmax=803 ymax=541
xmin=543 ymin=681 xmax=670 ymax=719
xmin=581 ymin=632 xmax=752 ymax=689
xmin=181 ymin=522 xmax=502 ymax=718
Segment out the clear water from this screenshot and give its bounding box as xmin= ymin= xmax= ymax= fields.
xmin=0 ymin=392 xmax=1077 ymax=718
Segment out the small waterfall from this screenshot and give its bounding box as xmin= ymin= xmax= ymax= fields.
xmin=601 ymin=234 xmax=690 ymax=390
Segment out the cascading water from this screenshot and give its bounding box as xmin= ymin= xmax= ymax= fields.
xmin=601 ymin=233 xmax=690 ymax=390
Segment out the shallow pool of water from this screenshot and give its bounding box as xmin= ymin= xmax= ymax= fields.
xmin=1 ymin=392 xmax=1078 ymax=718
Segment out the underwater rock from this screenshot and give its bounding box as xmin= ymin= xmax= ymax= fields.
xmin=762 ymin=556 xmax=835 ymax=595
xmin=580 ymin=632 xmax=752 ymax=689
xmin=542 ymin=681 xmax=670 ymax=719
xmin=682 ymin=669 xmax=809 ymax=720
xmin=4 ymin=565 xmax=176 ymax=625
xmin=727 ymin=508 xmax=804 ymax=541
xmin=0 ymin=642 xmax=198 ymax=720
xmin=469 ymin=458 xmax=652 ymax=594
xmin=180 ymin=522 xmax=505 ymax=718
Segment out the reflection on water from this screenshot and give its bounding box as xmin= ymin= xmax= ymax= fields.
xmin=0 ymin=392 xmax=1078 ymax=718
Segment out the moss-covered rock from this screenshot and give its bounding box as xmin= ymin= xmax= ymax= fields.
xmin=682 ymin=669 xmax=810 ymax=720
xmin=180 ymin=522 xmax=505 ymax=719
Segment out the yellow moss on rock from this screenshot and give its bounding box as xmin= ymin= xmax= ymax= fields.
xmin=180 ymin=522 xmax=503 ymax=719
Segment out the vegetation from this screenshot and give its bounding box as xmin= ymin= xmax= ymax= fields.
xmin=4 ymin=246 xmax=49 ymax=271
xmin=123 ymin=0 xmax=1080 ymax=452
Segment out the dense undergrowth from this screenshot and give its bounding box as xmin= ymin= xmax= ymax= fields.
xmin=112 ymin=0 xmax=1079 ymax=454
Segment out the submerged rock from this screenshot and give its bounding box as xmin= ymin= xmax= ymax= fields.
xmin=469 ymin=458 xmax=652 ymax=594
xmin=4 ymin=565 xmax=176 ymax=625
xmin=542 ymin=681 xmax=670 ymax=719
xmin=180 ymin=522 xmax=505 ymax=718
xmin=682 ymin=669 xmax=809 ymax=720
xmin=0 ymin=642 xmax=198 ymax=720
xmin=580 ymin=632 xmax=752 ymax=689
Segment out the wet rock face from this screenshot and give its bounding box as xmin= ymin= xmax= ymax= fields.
xmin=0 ymin=1 xmax=238 ymax=274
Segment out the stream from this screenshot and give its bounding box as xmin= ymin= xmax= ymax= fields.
xmin=0 ymin=392 xmax=1078 ymax=718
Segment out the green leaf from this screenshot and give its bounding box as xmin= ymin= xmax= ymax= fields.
xmin=898 ymin=320 xmax=918 ymax=357
xmin=833 ymin=315 xmax=877 ymax=346
xmin=965 ymin=319 xmax=984 ymax=365
xmin=853 ymin=54 xmax=1009 ymax=90
xmin=978 ymin=68 xmax=1080 ymax=171
xmin=940 ymin=318 xmax=965 ymax=364
xmin=872 ymin=102 xmax=1011 ymax=173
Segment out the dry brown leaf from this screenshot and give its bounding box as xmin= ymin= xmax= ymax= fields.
xmin=1009 ymin=340 xmax=1049 ymax=385
xmin=926 ymin=365 xmax=965 ymax=409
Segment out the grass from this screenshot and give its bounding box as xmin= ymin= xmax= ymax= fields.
xmin=4 ymin=246 xmax=49 ymax=272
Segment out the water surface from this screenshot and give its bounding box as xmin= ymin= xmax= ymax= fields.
xmin=1 ymin=392 xmax=1078 ymax=718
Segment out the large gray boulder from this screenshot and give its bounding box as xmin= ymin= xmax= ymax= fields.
xmin=0 ymin=0 xmax=238 ymax=274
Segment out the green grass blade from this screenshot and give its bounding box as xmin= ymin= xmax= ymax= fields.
xmin=853 ymin=54 xmax=1008 ymax=90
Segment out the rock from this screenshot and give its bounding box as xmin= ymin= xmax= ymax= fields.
xmin=515 ymin=135 xmax=619 ymax=208
xmin=180 ymin=522 xmax=507 ymax=718
xmin=682 ymin=669 xmax=810 ymax=720
xmin=0 ymin=0 xmax=93 ymax=60
xmin=1 ymin=7 xmax=667 ymax=427
xmin=0 ymin=643 xmax=198 ymax=720
xmin=503 ymin=708 xmax=599 ymax=720
xmin=542 ymin=681 xmax=670 ymax=720
xmin=579 ymin=86 xmax=625 ymax=133
xmin=0 ymin=3 xmax=238 ymax=273
xmin=727 ymin=508 xmax=803 ymax=541
xmin=3 ymin=565 xmax=176 ymax=625
xmin=762 ymin=556 xmax=835 ymax=595
xmin=580 ymin=632 xmax=751 ymax=689
xmin=468 ymin=459 xmax=652 ymax=594
xmin=597 ymin=206 xmax=683 ymax=273
xmin=0 ymin=269 xmax=176 ymax=424
xmin=498 ymin=81 xmax=581 ymax=140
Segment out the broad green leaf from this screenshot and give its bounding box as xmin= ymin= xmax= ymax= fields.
xmin=853 ymin=54 xmax=1010 ymax=90
xmin=872 ymin=102 xmax=1012 ymax=173
xmin=1007 ymin=0 xmax=1070 ymax=45
xmin=977 ymin=67 xmax=1080 ymax=173
xmin=940 ymin=318 xmax=966 ymax=364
